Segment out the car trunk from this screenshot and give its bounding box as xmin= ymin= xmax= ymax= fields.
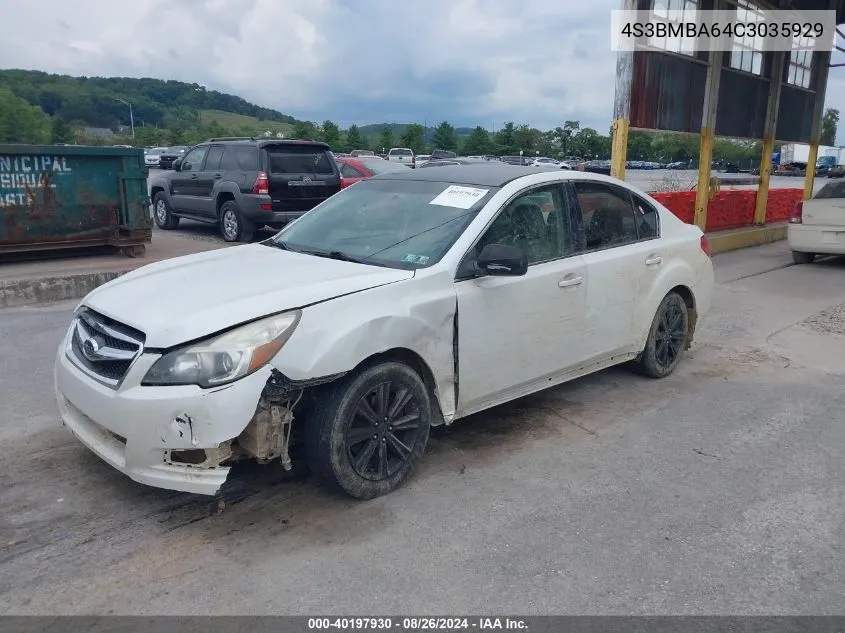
xmin=263 ymin=145 xmax=341 ymax=213
xmin=805 ymin=181 xmax=845 ymax=226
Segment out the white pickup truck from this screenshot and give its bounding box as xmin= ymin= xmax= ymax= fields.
xmin=386 ymin=147 xmax=416 ymax=168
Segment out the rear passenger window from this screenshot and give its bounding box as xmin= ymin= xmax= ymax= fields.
xmin=340 ymin=163 xmax=365 ymax=178
xmin=220 ymin=146 xmax=259 ymax=171
xmin=632 ymin=195 xmax=660 ymax=239
xmin=814 ymin=181 xmax=845 ymax=199
xmin=267 ymin=147 xmax=334 ymax=174
xmin=573 ymin=182 xmax=638 ymax=250
xmin=204 ymin=145 xmax=225 ymax=171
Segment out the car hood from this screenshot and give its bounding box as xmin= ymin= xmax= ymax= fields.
xmin=82 ymin=243 xmax=414 ymax=348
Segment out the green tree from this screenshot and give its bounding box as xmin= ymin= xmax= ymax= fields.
xmin=50 ymin=116 xmax=72 ymax=143
xmin=400 ymin=123 xmax=426 ymax=153
xmin=573 ymin=127 xmax=607 ymax=159
xmin=0 ymin=87 xmax=50 ymax=143
xmin=167 ymin=125 xmax=187 ymax=145
xmin=378 ymin=126 xmax=395 ymax=152
xmin=432 ymin=121 xmax=457 ymax=151
xmin=494 ymin=122 xmax=517 ymax=154
xmin=292 ymin=120 xmax=319 ymax=140
xmin=320 ymin=120 xmax=341 ymax=150
xmin=514 ymin=124 xmax=541 ymax=153
xmin=554 ymin=120 xmax=580 ymax=156
xmin=461 ymin=126 xmax=493 ymax=155
xmin=821 ymin=108 xmax=839 ymax=146
xmin=345 ymin=124 xmax=365 ymax=149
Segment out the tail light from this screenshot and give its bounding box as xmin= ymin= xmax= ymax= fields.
xmin=700 ymin=235 xmax=712 ymax=257
xmin=412 ymin=156 xmax=416 ymax=168
xmin=789 ymin=201 xmax=804 ymax=224
xmin=252 ymin=171 xmax=269 ymax=195
xmin=340 ymin=176 xmax=348 ymax=189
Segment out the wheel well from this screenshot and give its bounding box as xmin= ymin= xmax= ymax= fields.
xmin=216 ymin=192 xmax=236 ymax=217
xmin=669 ymin=285 xmax=698 ymax=349
xmin=150 ymin=186 xmax=164 ymax=199
xmin=354 ymin=348 xmax=446 ymax=425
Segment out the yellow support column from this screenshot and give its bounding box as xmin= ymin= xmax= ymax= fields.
xmin=754 ymin=136 xmax=774 ymax=225
xmin=611 ymin=118 xmax=629 ymax=181
xmin=804 ymin=142 xmax=819 ymax=201
xmin=694 ymin=128 xmax=715 ymax=231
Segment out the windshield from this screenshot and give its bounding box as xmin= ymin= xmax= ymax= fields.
xmin=269 ymin=179 xmax=497 ymax=269
xmin=167 ymin=146 xmax=188 ymax=154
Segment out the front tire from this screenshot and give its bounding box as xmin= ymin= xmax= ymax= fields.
xmin=220 ymin=200 xmax=255 ymax=243
xmin=635 ymin=292 xmax=689 ymax=379
xmin=792 ymin=251 xmax=816 ymax=264
xmin=153 ymin=192 xmax=179 ymax=229
xmin=305 ymin=362 xmax=432 ymax=499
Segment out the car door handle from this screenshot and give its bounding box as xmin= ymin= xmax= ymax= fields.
xmin=558 ymin=276 xmax=584 ymax=288
xmin=214 ymin=174 xmax=222 ymax=179
xmin=645 ymin=255 xmax=663 ymax=266
xmin=190 ymin=174 xmax=198 ymax=179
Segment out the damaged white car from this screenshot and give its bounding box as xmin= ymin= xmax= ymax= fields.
xmin=55 ymin=165 xmax=714 ymax=499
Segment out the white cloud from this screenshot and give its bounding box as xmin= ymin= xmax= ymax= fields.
xmin=0 ymin=0 xmax=843 ymax=143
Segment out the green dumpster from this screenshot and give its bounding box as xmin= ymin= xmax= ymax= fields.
xmin=0 ymin=144 xmax=151 ymax=257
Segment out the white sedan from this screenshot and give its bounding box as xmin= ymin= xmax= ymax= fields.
xmin=144 ymin=147 xmax=168 ymax=168
xmin=788 ymin=180 xmax=845 ymax=263
xmin=54 ymin=165 xmax=714 ymax=499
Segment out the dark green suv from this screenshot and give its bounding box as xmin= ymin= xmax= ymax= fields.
xmin=149 ymin=138 xmax=342 ymax=242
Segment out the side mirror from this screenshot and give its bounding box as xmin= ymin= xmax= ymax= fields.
xmin=172 ymin=158 xmax=182 ymax=171
xmin=475 ymin=243 xmax=528 ymax=276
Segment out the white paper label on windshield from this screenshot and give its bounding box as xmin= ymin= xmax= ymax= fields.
xmin=429 ymin=185 xmax=489 ymax=209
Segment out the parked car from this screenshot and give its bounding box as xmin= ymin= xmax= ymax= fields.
xmin=158 ymin=146 xmax=190 ymax=169
xmin=418 ymin=157 xmax=490 ymax=168
xmin=428 ymin=149 xmax=458 ymax=162
xmin=531 ymin=157 xmax=561 ymax=168
xmin=55 ymin=164 xmax=713 ymax=499
xmin=416 ymin=154 xmax=431 ymax=167
xmin=788 ymin=179 xmax=845 ymax=264
xmin=149 ymin=138 xmax=341 ymax=242
xmin=144 ymin=146 xmax=169 ymax=168
xmin=350 ymin=149 xmax=375 ymax=158
xmin=827 ymin=164 xmax=845 ymax=178
xmin=712 ymin=160 xmax=739 ymax=173
xmin=336 ymin=156 xmax=411 ymax=187
xmin=386 ymin=147 xmax=416 ymax=167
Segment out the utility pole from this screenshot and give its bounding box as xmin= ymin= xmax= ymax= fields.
xmin=115 ymin=98 xmax=135 ymax=140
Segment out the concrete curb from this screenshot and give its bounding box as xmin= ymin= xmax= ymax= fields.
xmin=0 ymin=270 xmax=127 ymax=309
xmin=707 ymin=223 xmax=788 ymax=255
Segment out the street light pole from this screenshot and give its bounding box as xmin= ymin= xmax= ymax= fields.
xmin=115 ymin=98 xmax=135 ymax=140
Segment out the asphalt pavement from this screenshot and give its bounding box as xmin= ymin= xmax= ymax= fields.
xmin=1 ymin=241 xmax=844 ymax=615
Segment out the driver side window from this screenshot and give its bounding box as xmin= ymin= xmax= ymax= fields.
xmin=476 ymin=185 xmax=572 ymax=265
xmin=180 ymin=146 xmax=208 ymax=172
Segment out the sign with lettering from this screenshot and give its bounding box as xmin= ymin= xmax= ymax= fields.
xmin=0 ymin=155 xmax=73 ymax=208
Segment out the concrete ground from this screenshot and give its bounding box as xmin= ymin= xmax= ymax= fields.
xmin=1 ymin=241 xmax=844 ymax=615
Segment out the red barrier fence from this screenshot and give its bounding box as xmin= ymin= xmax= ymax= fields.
xmin=650 ymin=188 xmax=803 ymax=231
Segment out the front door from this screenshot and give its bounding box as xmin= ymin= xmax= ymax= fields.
xmin=455 ymin=183 xmax=587 ymax=415
xmin=194 ymin=144 xmax=225 ymax=217
xmin=170 ymin=145 xmax=209 ymax=213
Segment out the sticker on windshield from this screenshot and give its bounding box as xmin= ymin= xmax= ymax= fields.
xmin=402 ymin=254 xmax=430 ymax=265
xmin=429 ymin=185 xmax=489 ymax=209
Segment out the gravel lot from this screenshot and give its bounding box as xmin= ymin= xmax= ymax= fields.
xmin=2 ymin=242 xmax=845 ymax=615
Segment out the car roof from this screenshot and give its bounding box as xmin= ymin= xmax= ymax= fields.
xmin=374 ymin=164 xmax=581 ymax=187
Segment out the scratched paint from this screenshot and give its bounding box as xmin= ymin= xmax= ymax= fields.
xmin=0 ymin=145 xmax=151 ymax=253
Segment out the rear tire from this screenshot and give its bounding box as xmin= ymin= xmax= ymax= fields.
xmin=152 ymin=192 xmax=179 ymax=230
xmin=305 ymin=362 xmax=431 ymax=499
xmin=634 ymin=292 xmax=689 ymax=379
xmin=220 ymin=200 xmax=255 ymax=243
xmin=792 ymin=251 xmax=816 ymax=264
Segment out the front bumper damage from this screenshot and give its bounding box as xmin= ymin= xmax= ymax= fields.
xmin=54 ymin=325 xmax=335 ymax=496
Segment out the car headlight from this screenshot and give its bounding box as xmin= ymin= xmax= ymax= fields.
xmin=142 ymin=311 xmax=301 ymax=387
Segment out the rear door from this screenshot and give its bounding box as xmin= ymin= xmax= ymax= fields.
xmin=264 ymin=144 xmax=341 ymax=215
xmin=339 ymin=161 xmax=366 ymax=187
xmin=570 ymin=180 xmax=661 ymax=364
xmin=803 ymin=181 xmax=845 ymax=227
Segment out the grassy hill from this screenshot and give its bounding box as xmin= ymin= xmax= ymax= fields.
xmin=200 ymin=110 xmax=294 ymax=135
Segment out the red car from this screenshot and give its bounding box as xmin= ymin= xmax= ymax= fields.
xmin=336 ymin=156 xmax=411 ymax=188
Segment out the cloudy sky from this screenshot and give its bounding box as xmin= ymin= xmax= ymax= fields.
xmin=1 ymin=0 xmax=844 ymax=140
